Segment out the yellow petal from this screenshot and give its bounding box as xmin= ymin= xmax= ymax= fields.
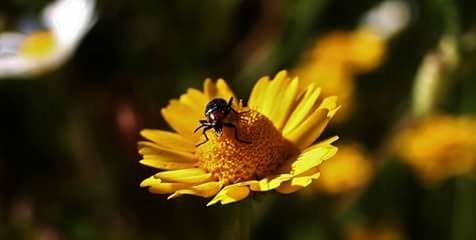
xmin=276 ymin=170 xmax=321 ymax=194
xmin=275 ymin=184 xmax=300 ymax=194
xmin=290 ymin=143 xmax=338 ymax=175
xmin=154 ymin=168 xmax=212 ymax=184
xmin=319 ymin=96 xmax=340 ymax=117
xmin=148 ymin=182 xmax=192 ymax=194
xmin=248 ymin=76 xmax=270 ymax=110
xmin=139 ymin=158 xmax=195 ymax=170
xmin=284 ymin=109 xmax=328 ymax=148
xmin=203 ymin=78 xmax=214 ymax=98
xmin=140 ymin=176 xmax=162 ymax=187
xmin=203 ymin=78 xmax=236 ymax=101
xmin=140 ymin=129 xmax=195 ymax=152
xmin=302 ymin=136 xmax=339 ymax=153
xmin=260 ymin=71 xmax=289 ymax=120
xmin=207 ymin=184 xmax=250 ymax=206
xmin=284 ymin=96 xmax=339 ymax=149
xmin=178 ymin=88 xmax=209 ymax=115
xmin=247 ymin=174 xmax=293 ymax=191
xmin=282 ymin=84 xmax=321 ymax=135
xmin=167 ymin=181 xmax=224 ymax=199
xmin=216 ymin=79 xmax=236 ymax=101
xmin=138 ymin=141 xmax=197 ymax=162
xmin=161 ymin=100 xmax=203 ymax=139
xmin=272 ymin=77 xmax=300 ymax=131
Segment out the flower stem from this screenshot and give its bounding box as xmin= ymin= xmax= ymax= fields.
xmin=451 ymin=177 xmax=476 ymax=240
xmin=224 ymin=200 xmax=253 ymax=240
xmin=411 ymin=0 xmax=460 ymax=118
xmin=411 ymin=36 xmax=459 ymax=118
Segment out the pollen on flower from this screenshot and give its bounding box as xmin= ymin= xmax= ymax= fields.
xmin=196 ymin=108 xmax=298 ymax=184
xmin=18 ymin=31 xmax=56 ymax=58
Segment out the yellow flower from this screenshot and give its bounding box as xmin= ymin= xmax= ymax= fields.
xmin=305 ymin=29 xmax=385 ymax=73
xmin=292 ymin=0 xmax=409 ymax=122
xmin=139 ymin=71 xmax=340 ymax=206
xmin=347 ymin=28 xmax=386 ymax=72
xmin=394 ymin=115 xmax=476 ymax=184
xmin=0 ymin=0 xmax=96 ymax=78
xmin=293 ymin=28 xmax=385 ymax=122
xmin=315 ymin=144 xmax=373 ymax=194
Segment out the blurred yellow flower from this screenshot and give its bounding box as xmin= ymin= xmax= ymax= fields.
xmin=347 ymin=224 xmax=403 ymax=240
xmin=315 ymin=144 xmax=373 ymax=194
xmin=293 ymin=0 xmax=410 ymax=122
xmin=348 ymin=29 xmax=386 ymax=72
xmin=0 ymin=0 xmax=96 ymax=78
xmin=139 ymin=71 xmax=340 ymax=206
xmin=293 ymin=28 xmax=385 ymax=122
xmin=394 ymin=115 xmax=476 ymax=184
xmin=305 ymin=29 xmax=386 ymax=73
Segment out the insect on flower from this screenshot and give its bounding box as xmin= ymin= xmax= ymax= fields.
xmin=138 ymin=71 xmax=340 ymax=206
xmin=194 ymin=97 xmax=251 ymax=147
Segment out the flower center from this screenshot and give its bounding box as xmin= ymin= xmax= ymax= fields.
xmin=19 ymin=31 xmax=56 ymax=58
xmin=196 ymin=109 xmax=298 ymax=184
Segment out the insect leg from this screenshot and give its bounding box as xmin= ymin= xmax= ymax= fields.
xmin=194 ymin=120 xmax=211 ymax=133
xmin=194 ymin=125 xmax=205 ymax=133
xmin=196 ymin=126 xmax=213 ymax=147
xmin=227 ymin=97 xmax=234 ymax=107
xmin=224 ymin=123 xmax=251 ymax=144
xmin=226 ymin=97 xmax=249 ymax=117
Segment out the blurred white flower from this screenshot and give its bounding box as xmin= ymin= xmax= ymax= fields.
xmin=0 ymin=0 xmax=96 ymax=78
xmin=361 ymin=0 xmax=411 ymax=40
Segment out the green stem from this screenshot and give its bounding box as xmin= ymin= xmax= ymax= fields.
xmin=435 ymin=0 xmax=460 ymax=37
xmin=411 ymin=0 xmax=461 ymax=117
xmin=223 ymin=201 xmax=253 ymax=240
xmin=411 ymin=36 xmax=460 ymax=117
xmin=451 ymin=177 xmax=476 ymax=240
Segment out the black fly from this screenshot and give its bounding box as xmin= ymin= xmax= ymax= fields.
xmin=194 ymin=97 xmax=251 ymax=147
